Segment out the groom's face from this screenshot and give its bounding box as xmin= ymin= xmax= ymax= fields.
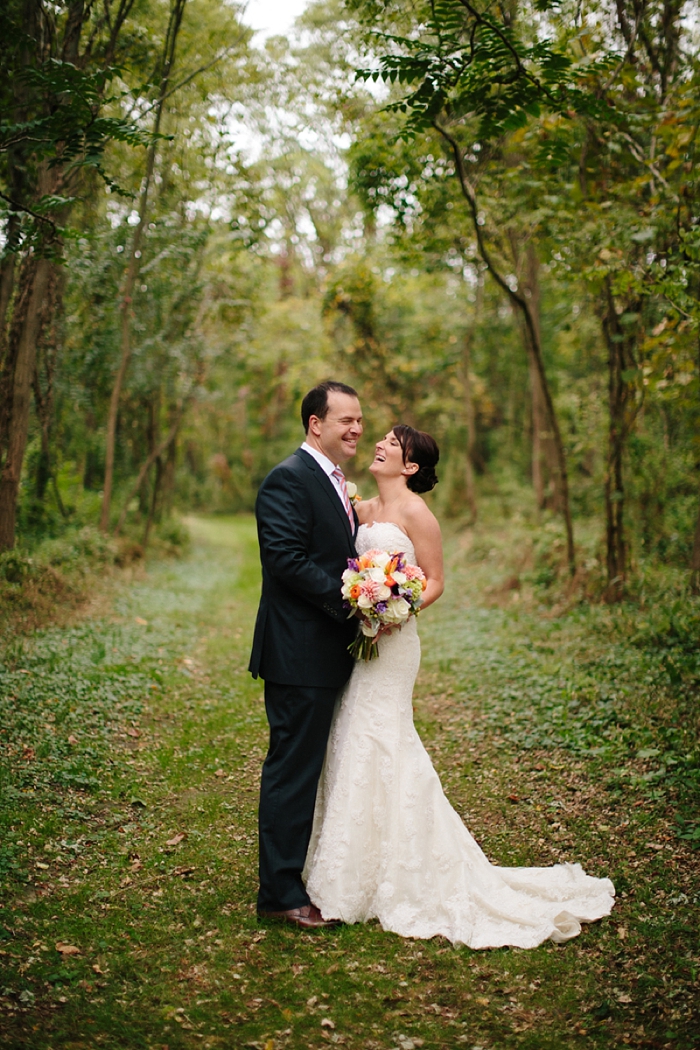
xmin=310 ymin=391 xmax=363 ymax=464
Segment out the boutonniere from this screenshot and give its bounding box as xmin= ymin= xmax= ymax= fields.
xmin=346 ymin=481 xmax=362 ymax=505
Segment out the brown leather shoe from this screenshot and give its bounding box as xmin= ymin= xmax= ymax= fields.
xmin=257 ymin=903 xmax=341 ymax=929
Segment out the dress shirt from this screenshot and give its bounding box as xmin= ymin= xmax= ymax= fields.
xmin=301 ymin=441 xmax=348 ymax=509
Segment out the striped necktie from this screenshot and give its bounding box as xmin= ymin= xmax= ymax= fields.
xmin=331 ymin=467 xmax=355 ymax=527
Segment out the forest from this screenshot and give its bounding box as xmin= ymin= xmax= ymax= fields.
xmin=0 ymin=2 xmax=699 ymax=1049
xmin=0 ymin=0 xmax=698 ymax=595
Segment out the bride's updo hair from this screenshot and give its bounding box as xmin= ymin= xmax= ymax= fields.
xmin=393 ymin=425 xmax=439 ymax=494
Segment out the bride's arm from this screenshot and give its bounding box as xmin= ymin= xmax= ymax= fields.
xmin=404 ymin=503 xmax=444 ymax=610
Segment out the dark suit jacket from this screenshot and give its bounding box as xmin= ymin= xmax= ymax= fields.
xmin=249 ymin=448 xmax=358 ymax=688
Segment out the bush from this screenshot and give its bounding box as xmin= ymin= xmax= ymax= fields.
xmin=38 ymin=526 xmax=117 ymax=569
xmin=153 ymin=515 xmax=191 ymax=556
xmin=0 ymin=550 xmax=34 ymax=584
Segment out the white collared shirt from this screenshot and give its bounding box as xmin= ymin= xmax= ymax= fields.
xmin=301 ymin=441 xmax=347 ymax=508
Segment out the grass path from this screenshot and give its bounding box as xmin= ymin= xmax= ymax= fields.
xmin=0 ymin=514 xmax=697 ymax=1049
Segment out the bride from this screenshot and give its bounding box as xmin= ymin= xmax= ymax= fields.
xmin=304 ymin=424 xmax=615 ymax=949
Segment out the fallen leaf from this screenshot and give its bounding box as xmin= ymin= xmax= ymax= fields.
xmin=135 ymin=617 xmax=148 ymax=626
xmin=22 ymin=746 xmax=36 ymax=761
xmin=92 ymin=964 xmax=107 ymax=975
xmin=617 ymin=926 xmax=627 ymax=939
xmin=475 ymin=996 xmax=490 ymax=1006
xmin=307 ymin=995 xmax=318 ymax=1007
xmin=126 ymin=727 xmax=141 ymax=738
xmin=67 ymin=735 xmax=78 ymax=745
xmin=214 ymin=769 xmax=226 ymax=778
xmin=166 ymin=833 xmax=186 ymax=846
xmin=616 ymin=992 xmax=632 ymax=1004
xmin=508 ymin=794 xmax=519 ymax=803
xmin=55 ymin=943 xmax=81 ymax=956
xmin=35 ymin=862 xmax=50 ymax=870
xmin=321 ymin=1018 xmax=335 ymax=1029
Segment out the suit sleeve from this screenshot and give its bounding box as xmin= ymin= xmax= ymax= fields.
xmin=256 ymin=466 xmax=348 ymax=622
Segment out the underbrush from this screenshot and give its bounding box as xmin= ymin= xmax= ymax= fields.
xmin=449 ymin=503 xmax=700 ymax=850
xmin=0 ymin=517 xmax=190 ymax=638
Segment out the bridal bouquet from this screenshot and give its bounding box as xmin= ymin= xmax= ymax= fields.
xmin=342 ymin=549 xmax=426 ymax=661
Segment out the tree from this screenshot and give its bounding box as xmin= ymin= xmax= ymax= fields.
xmin=0 ymin=1 xmax=146 ymax=550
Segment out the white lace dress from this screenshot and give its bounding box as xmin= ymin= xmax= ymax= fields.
xmin=303 ymin=522 xmax=615 ymax=949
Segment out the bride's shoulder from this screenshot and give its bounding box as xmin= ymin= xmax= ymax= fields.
xmin=401 ymin=495 xmax=442 ymax=542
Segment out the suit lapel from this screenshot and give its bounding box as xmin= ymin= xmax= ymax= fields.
xmin=294 ymin=448 xmax=355 ymax=547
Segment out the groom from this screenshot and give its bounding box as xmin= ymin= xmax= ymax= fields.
xmin=249 ymin=380 xmax=363 ymax=928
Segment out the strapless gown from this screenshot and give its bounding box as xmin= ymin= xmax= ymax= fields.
xmin=303 ymin=521 xmax=615 ymax=949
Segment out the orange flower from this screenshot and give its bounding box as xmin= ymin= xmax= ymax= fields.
xmin=350 ymin=584 xmax=362 ymax=600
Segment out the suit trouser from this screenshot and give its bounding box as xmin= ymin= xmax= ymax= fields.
xmin=257 ymin=681 xmax=341 ymax=912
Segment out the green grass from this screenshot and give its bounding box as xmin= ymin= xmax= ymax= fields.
xmin=0 ymin=512 xmax=698 ymax=1049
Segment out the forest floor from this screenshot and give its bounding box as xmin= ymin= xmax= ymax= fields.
xmin=1 ymin=513 xmax=698 ymax=1050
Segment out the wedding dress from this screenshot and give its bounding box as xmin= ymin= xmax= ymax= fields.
xmin=304 ymin=521 xmax=615 ymax=949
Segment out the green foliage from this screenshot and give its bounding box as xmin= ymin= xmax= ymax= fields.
xmin=354 ymin=0 xmax=615 ymax=141
xmin=3 ymin=0 xmax=699 ymax=595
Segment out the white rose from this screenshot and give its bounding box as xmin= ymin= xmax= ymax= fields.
xmin=371 ymin=551 xmax=391 ymax=569
xmin=346 ymin=481 xmax=357 ymax=499
xmin=382 ymin=597 xmax=411 ymax=623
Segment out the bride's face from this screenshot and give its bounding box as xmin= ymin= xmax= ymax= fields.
xmin=370 ymin=431 xmax=417 ymax=481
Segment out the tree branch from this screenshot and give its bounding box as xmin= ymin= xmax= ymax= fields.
xmin=0 ymin=191 xmax=59 ymax=236
xmin=433 ymin=119 xmax=576 ymax=572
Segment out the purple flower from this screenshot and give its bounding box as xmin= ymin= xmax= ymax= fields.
xmin=376 ymin=601 xmax=388 ymax=614
xmin=347 ymin=557 xmax=359 ymax=571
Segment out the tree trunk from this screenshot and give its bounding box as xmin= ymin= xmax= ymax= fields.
xmin=523 ymin=245 xmax=560 ymax=511
xmin=142 ymin=393 xmax=161 ymax=545
xmin=143 ymin=455 xmax=163 ymax=547
xmin=691 ymin=499 xmax=700 ymax=595
xmin=114 ymin=403 xmax=186 ymax=535
xmin=31 ymin=262 xmax=62 ymax=501
xmin=600 ymin=276 xmax=641 ymax=602
xmin=436 ymin=122 xmax=576 ymax=573
xmin=462 ymin=331 xmax=478 ymax=523
xmin=0 ymin=256 xmax=51 ymax=549
xmin=529 ymin=349 xmax=545 ymax=507
xmin=509 ymin=238 xmax=560 ymax=512
xmin=100 ymin=0 xmax=188 ymax=532
xmin=691 ymin=331 xmax=700 ymax=594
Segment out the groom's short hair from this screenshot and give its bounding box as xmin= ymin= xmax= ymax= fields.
xmin=301 ymin=381 xmax=359 ymax=432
